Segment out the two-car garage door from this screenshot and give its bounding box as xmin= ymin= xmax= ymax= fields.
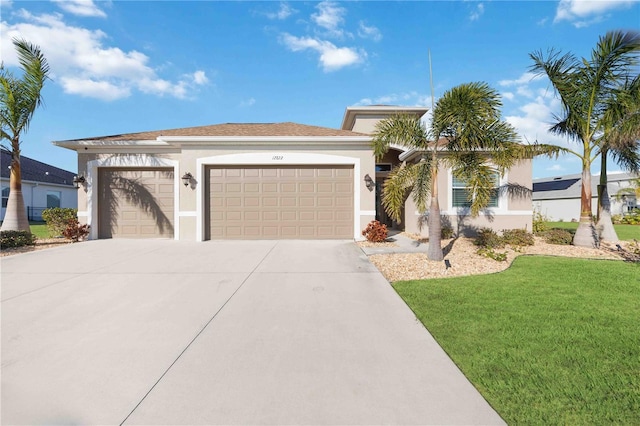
xmin=207 ymin=165 xmax=354 ymax=239
xmin=97 ymin=165 xmax=355 ymax=240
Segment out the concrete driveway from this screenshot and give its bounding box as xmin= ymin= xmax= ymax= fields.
xmin=2 ymin=239 xmax=504 ymax=425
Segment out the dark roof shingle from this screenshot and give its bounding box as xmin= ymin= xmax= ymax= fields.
xmin=1 ymin=149 xmax=75 ymax=186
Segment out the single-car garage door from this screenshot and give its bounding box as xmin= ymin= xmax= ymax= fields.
xmin=207 ymin=165 xmax=353 ymax=239
xmin=98 ymin=168 xmax=174 ymax=239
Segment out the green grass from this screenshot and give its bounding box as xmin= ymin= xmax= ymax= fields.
xmin=29 ymin=221 xmax=51 ymax=238
xmin=394 ymin=256 xmax=640 ymax=425
xmin=546 ymin=221 xmax=639 ymax=241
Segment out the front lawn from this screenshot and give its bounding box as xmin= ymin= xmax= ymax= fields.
xmin=29 ymin=221 xmax=51 ymax=238
xmin=546 ymin=221 xmax=639 ymax=241
xmin=394 ymin=256 xmax=640 ymax=424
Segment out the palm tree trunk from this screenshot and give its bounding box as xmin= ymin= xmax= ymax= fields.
xmin=427 ymin=157 xmax=444 ymax=261
xmin=573 ymin=163 xmax=597 ymax=248
xmin=1 ymin=148 xmax=31 ymax=232
xmin=595 ymin=151 xmax=619 ymax=242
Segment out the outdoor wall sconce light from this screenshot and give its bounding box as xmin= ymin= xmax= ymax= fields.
xmin=182 ymin=172 xmax=194 ymax=187
xmin=73 ymin=175 xmax=86 ymax=189
xmin=364 ymin=174 xmax=375 ymax=191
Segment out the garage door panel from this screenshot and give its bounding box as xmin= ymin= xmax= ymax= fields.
xmin=99 ymin=168 xmax=174 ymax=239
xmin=207 ymin=165 xmax=353 ymax=239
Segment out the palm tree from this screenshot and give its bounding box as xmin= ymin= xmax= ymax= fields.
xmin=372 ymin=82 xmax=552 ymax=261
xmin=530 ymin=30 xmax=640 ymax=247
xmin=596 ymin=74 xmax=640 ymax=241
xmin=0 ymin=38 xmax=50 ymax=232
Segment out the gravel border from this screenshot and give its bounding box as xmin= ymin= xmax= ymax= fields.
xmin=367 ymin=237 xmax=633 ymax=282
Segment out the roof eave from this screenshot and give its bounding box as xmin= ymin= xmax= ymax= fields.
xmin=156 ymin=135 xmax=372 ymax=145
xmin=341 ymin=106 xmax=429 ymax=131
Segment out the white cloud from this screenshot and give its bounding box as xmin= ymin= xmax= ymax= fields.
xmin=266 ymin=2 xmax=295 ymax=20
xmin=469 ymin=2 xmax=484 ymax=21
xmin=1 ymin=10 xmax=208 ymax=101
xmin=502 ymin=92 xmax=515 ymax=101
xmin=546 ymin=164 xmax=565 ymax=172
xmin=506 ymin=95 xmax=572 ymax=147
xmin=60 ymin=77 xmax=129 ymax=101
xmin=355 ymin=91 xmax=429 ymax=107
xmin=1 ymin=0 xmax=13 ymax=9
xmin=52 ymin=0 xmax=107 ymax=18
xmin=358 ymin=21 xmax=382 ymax=42
xmin=240 ymin=97 xmax=256 ymax=107
xmin=312 ymin=1 xmax=347 ymax=38
xmin=554 ymin=0 xmax=635 ymax=27
xmin=280 ymin=33 xmax=364 ymax=72
xmin=192 ymin=70 xmax=208 ymax=85
xmin=498 ymin=72 xmax=542 ymax=87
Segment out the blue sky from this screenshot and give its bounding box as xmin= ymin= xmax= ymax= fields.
xmin=1 ymin=0 xmax=639 ymax=178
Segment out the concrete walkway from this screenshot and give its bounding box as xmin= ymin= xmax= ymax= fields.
xmin=2 ymin=239 xmax=504 ymax=425
xmin=358 ymin=231 xmax=431 ymax=255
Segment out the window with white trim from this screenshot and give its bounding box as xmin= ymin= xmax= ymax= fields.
xmin=452 ymin=172 xmax=499 ymax=208
xmin=1 ymin=187 xmax=9 ymax=208
xmin=47 ymin=191 xmax=61 ymax=208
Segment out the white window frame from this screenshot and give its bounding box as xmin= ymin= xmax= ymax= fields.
xmin=1 ymin=187 xmax=9 ymax=208
xmin=46 ymin=190 xmax=62 ymax=208
xmin=445 ymin=168 xmax=507 ymax=215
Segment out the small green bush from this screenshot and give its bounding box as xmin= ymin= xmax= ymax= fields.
xmin=42 ymin=207 xmax=77 ymax=237
xmin=615 ymin=211 xmax=640 ymax=225
xmin=477 ymin=247 xmax=507 ymax=262
xmin=362 ymin=220 xmax=388 ymax=243
xmin=502 ymin=229 xmax=534 ymax=246
xmin=1 ymin=230 xmax=37 ymax=248
xmin=541 ymin=228 xmax=574 ymax=245
xmin=532 ymin=208 xmax=549 ymax=234
xmin=441 ymin=225 xmax=455 ymax=239
xmin=474 ymin=228 xmax=504 ymax=249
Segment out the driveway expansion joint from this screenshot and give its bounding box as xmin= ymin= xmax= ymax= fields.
xmin=119 ymin=241 xmax=280 ymax=425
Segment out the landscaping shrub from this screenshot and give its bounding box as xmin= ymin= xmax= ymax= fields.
xmin=477 ymin=247 xmax=507 ymax=262
xmin=502 ymin=229 xmax=534 ymax=246
xmin=0 ymin=230 xmax=37 ymax=249
xmin=441 ymin=225 xmax=455 ymax=239
xmin=532 ymin=208 xmax=549 ymax=234
xmin=541 ymin=228 xmax=574 ymax=245
xmin=42 ymin=207 xmax=77 ymax=237
xmin=474 ymin=228 xmax=504 ymax=249
xmin=361 ymin=220 xmax=388 ymax=243
xmin=61 ymin=218 xmax=90 ymax=242
xmin=614 ymin=211 xmax=640 ymax=225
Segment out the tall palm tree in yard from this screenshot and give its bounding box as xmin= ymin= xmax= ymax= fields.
xmin=530 ymin=30 xmax=640 ymax=247
xmin=596 ymin=74 xmax=640 ymax=241
xmin=0 ymin=38 xmax=50 ymax=232
xmin=372 ymin=82 xmax=556 ymax=261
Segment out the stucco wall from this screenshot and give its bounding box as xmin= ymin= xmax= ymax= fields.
xmin=403 ymin=159 xmax=533 ymax=237
xmin=76 ymin=146 xmax=375 ymax=241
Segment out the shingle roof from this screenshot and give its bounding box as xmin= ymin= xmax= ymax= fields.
xmin=60 ymin=122 xmax=368 ymax=142
xmin=1 ymin=148 xmax=75 ymax=186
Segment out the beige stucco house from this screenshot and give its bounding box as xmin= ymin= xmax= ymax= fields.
xmin=54 ymin=105 xmax=534 ymax=241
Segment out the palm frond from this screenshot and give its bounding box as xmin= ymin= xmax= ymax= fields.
xmin=371 ymin=114 xmax=428 ymax=159
xmin=453 ymin=159 xmax=497 ymax=216
xmin=381 ymin=163 xmax=421 ymax=223
xmin=410 ymin=158 xmax=433 ymax=214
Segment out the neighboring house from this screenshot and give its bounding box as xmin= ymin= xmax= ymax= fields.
xmin=54 ymin=105 xmax=534 ymax=241
xmin=533 ymin=171 xmax=639 ymax=221
xmin=1 ymin=148 xmax=78 ymax=222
